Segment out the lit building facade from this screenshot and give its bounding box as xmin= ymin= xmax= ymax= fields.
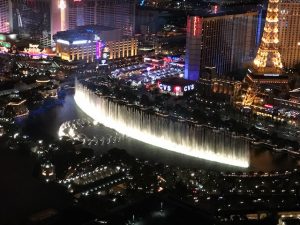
xmin=0 ymin=0 xmax=10 ymax=33
xmin=279 ymin=0 xmax=300 ymax=68
xmin=107 ymin=38 xmax=138 ymax=59
xmin=56 ymin=38 xmax=99 ymax=62
xmin=185 ymin=11 xmax=259 ymax=81
xmin=54 ymin=26 xmax=138 ymax=62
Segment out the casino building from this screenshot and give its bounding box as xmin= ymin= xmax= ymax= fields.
xmin=54 ymin=25 xmax=138 ymax=62
xmin=107 ymin=38 xmax=138 ymax=60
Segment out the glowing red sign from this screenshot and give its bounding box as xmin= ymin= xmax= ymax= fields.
xmin=174 ymin=86 xmax=181 ymax=93
xmin=193 ymin=16 xmax=201 ymax=37
xmin=163 ymin=57 xmax=172 ymax=63
xmin=264 ymin=104 xmax=273 ymax=109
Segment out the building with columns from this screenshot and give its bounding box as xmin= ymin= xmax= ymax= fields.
xmin=107 ymin=39 xmax=138 ymax=60
xmin=278 ymin=0 xmax=300 ymax=68
xmin=54 ymin=25 xmax=138 ymax=62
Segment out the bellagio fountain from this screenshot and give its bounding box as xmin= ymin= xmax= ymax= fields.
xmin=74 ymin=80 xmax=250 ymax=168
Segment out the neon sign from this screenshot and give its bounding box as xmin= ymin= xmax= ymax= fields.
xmin=183 ymin=84 xmax=195 ymax=91
xmin=264 ymin=104 xmax=273 ymax=109
xmin=159 ymin=84 xmax=172 ymax=92
xmin=96 ymin=41 xmax=101 ymax=59
xmin=174 ymin=86 xmax=181 ymax=93
xmin=159 ymin=84 xmax=195 ymax=93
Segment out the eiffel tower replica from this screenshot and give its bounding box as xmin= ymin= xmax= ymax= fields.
xmin=245 ymin=0 xmax=288 ymax=86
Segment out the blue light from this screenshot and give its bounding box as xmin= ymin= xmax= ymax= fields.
xmin=256 ymin=6 xmax=263 ymax=47
xmin=140 ymin=0 xmax=145 ymax=6
xmin=86 ymin=29 xmax=94 ymax=33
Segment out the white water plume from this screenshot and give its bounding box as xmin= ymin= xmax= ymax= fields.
xmin=74 ymin=81 xmax=249 ymax=168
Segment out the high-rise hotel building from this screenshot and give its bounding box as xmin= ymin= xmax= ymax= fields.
xmin=10 ymin=0 xmax=51 ymax=46
xmin=51 ymin=0 xmax=136 ymax=39
xmin=279 ymin=0 xmax=300 ymax=68
xmin=95 ymin=0 xmax=136 ymax=36
xmin=185 ymin=11 xmax=259 ymax=81
xmin=0 ymin=0 xmax=10 ymax=33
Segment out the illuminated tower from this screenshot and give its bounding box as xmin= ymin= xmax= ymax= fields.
xmin=242 ymin=0 xmax=289 ymax=107
xmin=58 ymin=0 xmax=67 ymax=31
xmin=51 ymin=0 xmax=68 ymax=43
xmin=245 ymin=0 xmax=289 ymax=86
xmin=253 ymin=0 xmax=283 ymax=74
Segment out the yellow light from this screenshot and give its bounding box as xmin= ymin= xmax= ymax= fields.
xmin=7 ymin=99 xmax=26 ymax=106
xmin=58 ymin=0 xmax=66 ymax=9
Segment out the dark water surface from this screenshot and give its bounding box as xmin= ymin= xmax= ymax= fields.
xmin=2 ymin=92 xmax=297 ymax=224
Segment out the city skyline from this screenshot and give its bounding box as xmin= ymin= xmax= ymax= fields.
xmin=0 ymin=0 xmax=300 ymax=224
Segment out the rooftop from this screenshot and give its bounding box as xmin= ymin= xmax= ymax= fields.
xmin=188 ymin=8 xmax=258 ymax=18
xmin=53 ymin=25 xmax=117 ymax=42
